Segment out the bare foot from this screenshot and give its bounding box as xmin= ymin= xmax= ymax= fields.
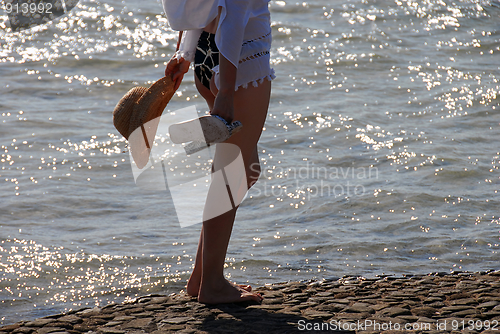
xmin=187 ymin=275 xmax=251 ymax=297
xmin=198 ymin=279 xmax=262 ymax=304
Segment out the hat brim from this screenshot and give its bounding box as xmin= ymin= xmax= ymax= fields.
xmin=113 ymin=86 xmax=148 ymax=139
xmin=128 ymin=76 xmax=176 ymax=139
xmin=127 ymin=76 xmax=176 ymax=169
xmin=113 ymin=76 xmax=176 ymax=141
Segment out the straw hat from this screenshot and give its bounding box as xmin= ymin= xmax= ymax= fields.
xmin=113 ymin=76 xmax=176 ymax=140
xmin=113 ymin=76 xmax=175 ymax=168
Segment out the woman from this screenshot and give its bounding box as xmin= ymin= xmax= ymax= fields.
xmin=163 ymin=0 xmax=274 ymax=304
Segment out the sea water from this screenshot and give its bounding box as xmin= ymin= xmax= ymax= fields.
xmin=0 ymin=0 xmax=499 ymax=325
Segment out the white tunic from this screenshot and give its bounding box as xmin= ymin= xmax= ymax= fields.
xmin=162 ymin=0 xmax=275 ymax=90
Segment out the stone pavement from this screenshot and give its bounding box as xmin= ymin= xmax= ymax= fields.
xmin=2 ymin=271 xmax=500 ymax=333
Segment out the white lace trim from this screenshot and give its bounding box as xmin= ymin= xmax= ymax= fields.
xmin=175 ymin=50 xmax=196 ymax=63
xmin=237 ymin=68 xmax=276 ymax=91
xmin=212 ymin=65 xmax=275 ymax=91
xmin=239 ymin=51 xmax=270 ymax=64
xmin=175 ymin=29 xmax=202 ymax=63
xmin=242 ymin=31 xmax=272 ymax=47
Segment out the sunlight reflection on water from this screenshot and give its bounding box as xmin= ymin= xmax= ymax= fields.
xmin=1 ymin=0 xmax=499 ymax=325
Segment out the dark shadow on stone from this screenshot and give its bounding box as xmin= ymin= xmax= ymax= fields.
xmin=197 ymin=302 xmax=354 ymax=334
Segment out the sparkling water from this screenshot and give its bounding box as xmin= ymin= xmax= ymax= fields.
xmin=0 ymin=0 xmax=499 ymax=325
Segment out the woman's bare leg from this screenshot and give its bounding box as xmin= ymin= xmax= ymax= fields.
xmin=185 ymin=76 xmax=214 ymax=296
xmin=186 ymin=230 xmax=204 ymax=296
xmin=186 ymin=75 xmax=258 ymax=297
xmin=197 ymin=80 xmax=271 ymax=304
xmin=195 ymin=75 xmax=215 ymax=110
xmin=187 ymin=226 xmax=252 ymax=296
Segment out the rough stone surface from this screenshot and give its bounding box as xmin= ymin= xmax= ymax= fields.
xmin=1 ymin=272 xmax=500 ymax=333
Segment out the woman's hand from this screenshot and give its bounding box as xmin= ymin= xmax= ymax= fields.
xmin=165 ymin=56 xmax=190 ymax=91
xmin=211 ymin=89 xmax=234 ymax=123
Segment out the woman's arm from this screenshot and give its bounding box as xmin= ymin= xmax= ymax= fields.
xmin=210 ymin=53 xmax=237 ymax=123
xmin=209 ymin=6 xmax=239 ymax=123
xmin=165 ymin=31 xmax=190 ymax=91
